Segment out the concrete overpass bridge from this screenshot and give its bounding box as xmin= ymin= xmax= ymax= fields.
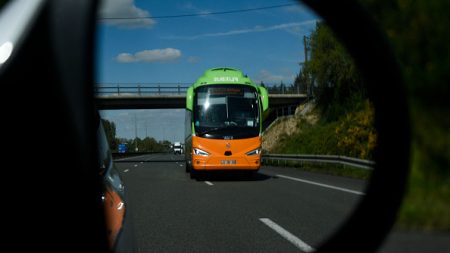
xmin=95 ymin=84 xmax=308 ymax=111
xmin=95 ymin=85 xmax=309 ymax=129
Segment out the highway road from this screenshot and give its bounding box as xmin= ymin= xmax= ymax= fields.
xmin=115 ymin=153 xmax=366 ymax=252
xmin=115 ymin=153 xmax=449 ymax=252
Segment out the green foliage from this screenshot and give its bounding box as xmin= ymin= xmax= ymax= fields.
xmin=293 ymin=70 xmax=308 ymax=94
xmin=273 ymin=100 xmax=376 ymax=160
xmin=268 ymin=21 xmax=376 ymax=181
xmin=362 ymin=0 xmax=450 ymax=231
xmin=302 ymin=23 xmax=366 ymax=120
xmin=334 ymin=100 xmax=376 ymax=160
xmin=363 ymin=0 xmax=450 ymax=108
xmin=101 ymin=119 xmax=171 ymax=153
xmin=397 ymin=145 xmax=450 ymax=231
xmin=121 ymin=137 xmax=171 ymax=153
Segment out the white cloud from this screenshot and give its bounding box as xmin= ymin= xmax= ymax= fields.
xmin=116 ymin=53 xmax=136 ymax=63
xmin=116 ymin=48 xmax=182 ymax=63
xmin=98 ymin=0 xmax=155 ymax=28
xmin=163 ymin=20 xmax=317 ymax=40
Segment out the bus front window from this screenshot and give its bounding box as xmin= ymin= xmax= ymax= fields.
xmin=194 ymin=85 xmax=260 ymax=139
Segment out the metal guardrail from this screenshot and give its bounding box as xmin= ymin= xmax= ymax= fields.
xmin=262 ymin=154 xmax=375 ymax=170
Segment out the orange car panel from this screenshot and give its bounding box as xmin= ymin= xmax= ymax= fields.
xmin=103 ymin=187 xmax=125 ymax=250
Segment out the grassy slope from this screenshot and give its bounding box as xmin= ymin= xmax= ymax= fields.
xmin=272 ymin=100 xmax=376 ymax=160
xmin=266 ymin=100 xmax=374 ymax=179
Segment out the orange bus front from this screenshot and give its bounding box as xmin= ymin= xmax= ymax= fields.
xmin=191 ymin=135 xmax=261 ymax=171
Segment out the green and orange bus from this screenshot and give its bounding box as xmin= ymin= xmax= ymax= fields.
xmin=185 ymin=67 xmax=269 ymax=178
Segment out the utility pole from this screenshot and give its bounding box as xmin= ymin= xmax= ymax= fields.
xmin=303 ymin=35 xmax=312 ymax=98
xmin=303 ymin=35 xmax=309 ymax=97
xmin=303 ymin=35 xmax=309 ymax=63
xmin=134 ymin=113 xmax=138 ymax=152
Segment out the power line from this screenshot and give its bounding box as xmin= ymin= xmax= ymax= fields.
xmin=99 ymin=3 xmax=297 ymax=20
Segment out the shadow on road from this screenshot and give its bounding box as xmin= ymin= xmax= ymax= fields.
xmin=193 ymin=171 xmax=274 ymax=182
xmin=115 ymin=159 xmax=185 ymax=163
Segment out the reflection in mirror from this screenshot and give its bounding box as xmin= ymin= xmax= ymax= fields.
xmin=95 ymin=0 xmax=375 ymax=252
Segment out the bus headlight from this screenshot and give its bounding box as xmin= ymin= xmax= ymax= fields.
xmin=246 ymin=148 xmax=261 ymax=156
xmin=193 ymin=148 xmax=209 ymax=157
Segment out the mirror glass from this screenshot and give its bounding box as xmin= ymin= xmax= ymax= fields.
xmin=95 ymin=0 xmax=375 ymax=251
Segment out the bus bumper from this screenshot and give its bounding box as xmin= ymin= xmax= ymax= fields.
xmin=192 ymin=155 xmax=261 ymax=171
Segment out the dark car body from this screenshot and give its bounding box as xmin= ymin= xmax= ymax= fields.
xmin=97 ymin=115 xmax=135 ymax=252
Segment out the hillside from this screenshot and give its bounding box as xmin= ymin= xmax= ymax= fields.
xmin=262 ymin=99 xmax=376 ymax=160
xmin=262 ymin=101 xmax=318 ymax=153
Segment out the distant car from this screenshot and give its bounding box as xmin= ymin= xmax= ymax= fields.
xmin=173 ymin=142 xmax=183 ymax=154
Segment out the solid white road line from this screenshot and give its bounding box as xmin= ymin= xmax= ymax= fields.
xmin=259 ymin=218 xmax=314 ymax=252
xmin=205 ymin=181 xmax=213 ymax=186
xmin=276 ymin=174 xmax=364 ymax=195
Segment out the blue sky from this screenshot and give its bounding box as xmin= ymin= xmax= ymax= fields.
xmin=97 ymin=0 xmax=319 ymax=141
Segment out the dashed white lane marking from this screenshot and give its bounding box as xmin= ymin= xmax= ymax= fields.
xmin=259 ymin=218 xmax=314 ymax=252
xmin=205 ymin=181 xmax=213 ymax=186
xmin=124 ymin=169 xmax=129 ymax=173
xmin=134 ymin=164 xmax=138 ymax=167
xmin=276 ymin=174 xmax=364 ymax=195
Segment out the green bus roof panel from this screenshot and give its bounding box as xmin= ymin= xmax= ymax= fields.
xmin=192 ymin=67 xmax=257 ymax=89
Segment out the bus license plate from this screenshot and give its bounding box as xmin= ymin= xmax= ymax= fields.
xmin=220 ymin=160 xmax=236 ymax=165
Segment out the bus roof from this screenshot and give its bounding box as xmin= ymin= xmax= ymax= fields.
xmin=191 ymin=67 xmax=258 ymax=89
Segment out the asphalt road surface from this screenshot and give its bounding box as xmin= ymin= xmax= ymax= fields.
xmin=115 ymin=154 xmax=449 ymax=252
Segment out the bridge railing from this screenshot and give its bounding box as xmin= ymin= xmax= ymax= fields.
xmin=95 ymin=84 xmax=191 ymax=96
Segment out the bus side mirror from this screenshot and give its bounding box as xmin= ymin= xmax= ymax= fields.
xmin=258 ymin=86 xmax=269 ymax=112
xmin=186 ymin=86 xmax=194 ymax=111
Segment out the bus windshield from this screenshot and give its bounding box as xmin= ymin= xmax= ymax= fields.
xmin=194 ymin=85 xmax=260 ymax=139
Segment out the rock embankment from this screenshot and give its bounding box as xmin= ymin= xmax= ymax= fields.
xmin=262 ymin=100 xmax=318 ymax=153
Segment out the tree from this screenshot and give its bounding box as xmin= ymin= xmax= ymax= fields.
xmin=101 ymin=119 xmax=117 ymax=150
xmin=293 ymin=71 xmax=307 ymax=94
xmin=301 ymin=22 xmax=366 ymax=120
